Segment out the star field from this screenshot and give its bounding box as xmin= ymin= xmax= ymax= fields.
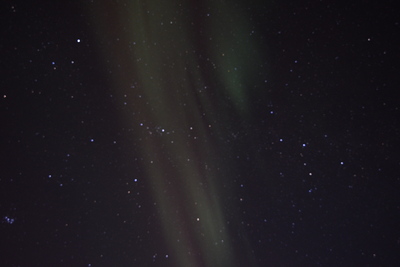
xmin=1 ymin=0 xmax=399 ymax=266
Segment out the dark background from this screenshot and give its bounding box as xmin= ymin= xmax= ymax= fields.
xmin=1 ymin=0 xmax=399 ymax=266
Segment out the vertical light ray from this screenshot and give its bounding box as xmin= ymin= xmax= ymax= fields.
xmin=86 ymin=0 xmax=263 ymax=265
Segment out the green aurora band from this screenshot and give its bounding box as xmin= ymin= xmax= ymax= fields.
xmin=87 ymin=1 xmax=265 ymax=266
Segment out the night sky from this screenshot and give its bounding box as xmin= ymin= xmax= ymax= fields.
xmin=1 ymin=0 xmax=399 ymax=266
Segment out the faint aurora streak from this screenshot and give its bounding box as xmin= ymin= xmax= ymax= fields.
xmin=86 ymin=1 xmax=264 ymax=265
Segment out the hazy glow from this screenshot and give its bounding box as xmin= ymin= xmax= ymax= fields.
xmin=88 ymin=1 xmax=262 ymax=265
